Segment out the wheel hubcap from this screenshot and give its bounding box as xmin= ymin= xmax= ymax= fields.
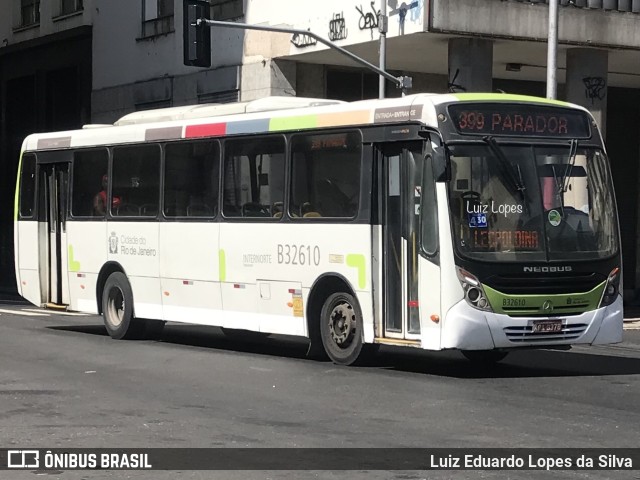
xmin=107 ymin=287 xmax=125 ymax=327
xmin=328 ymin=301 xmax=356 ymax=348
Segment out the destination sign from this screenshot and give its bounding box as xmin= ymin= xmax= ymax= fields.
xmin=448 ymin=104 xmax=591 ymax=138
xmin=473 ymin=229 xmax=541 ymax=251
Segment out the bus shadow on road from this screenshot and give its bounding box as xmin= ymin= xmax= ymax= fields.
xmin=48 ymin=324 xmax=109 ymax=336
xmin=368 ymin=346 xmax=640 ymax=379
xmin=47 ymin=323 xmax=312 ymax=360
xmin=47 ymin=323 xmax=640 ymax=379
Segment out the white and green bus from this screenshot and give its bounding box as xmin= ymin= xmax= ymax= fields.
xmin=14 ymin=93 xmax=623 ymax=365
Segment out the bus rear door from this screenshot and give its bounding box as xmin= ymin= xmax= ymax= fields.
xmin=38 ymin=160 xmax=71 ymax=307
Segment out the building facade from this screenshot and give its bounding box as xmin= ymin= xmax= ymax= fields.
xmin=0 ymin=0 xmax=92 ymax=293
xmin=1 ymin=0 xmax=640 ymax=301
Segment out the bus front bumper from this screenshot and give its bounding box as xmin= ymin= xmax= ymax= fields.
xmin=441 ymin=295 xmax=623 ymax=351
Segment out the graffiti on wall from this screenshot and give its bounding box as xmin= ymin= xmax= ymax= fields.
xmin=388 ymin=0 xmax=422 ymax=35
xmin=583 ymin=77 xmax=606 ymax=105
xmin=329 ymin=12 xmax=348 ymax=41
xmin=291 ymin=30 xmax=317 ymax=48
xmin=356 ymin=2 xmax=380 ymax=31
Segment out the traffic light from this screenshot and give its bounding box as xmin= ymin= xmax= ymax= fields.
xmin=183 ymin=0 xmax=211 ymax=67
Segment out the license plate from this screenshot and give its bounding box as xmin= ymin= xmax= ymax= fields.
xmin=532 ymin=320 xmax=563 ymax=333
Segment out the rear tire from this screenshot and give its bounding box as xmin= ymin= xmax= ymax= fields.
xmin=320 ymin=292 xmax=364 ymax=366
xmin=102 ymin=272 xmax=143 ymax=340
xmin=462 ymin=350 xmax=509 ymax=364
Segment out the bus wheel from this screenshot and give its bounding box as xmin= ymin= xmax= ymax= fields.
xmin=102 ymin=272 xmax=142 ymax=340
xmin=462 ymin=350 xmax=509 ymax=364
xmin=320 ymin=292 xmax=364 ymax=366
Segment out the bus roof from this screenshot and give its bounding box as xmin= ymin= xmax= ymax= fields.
xmin=24 ymin=93 xmax=589 ymax=152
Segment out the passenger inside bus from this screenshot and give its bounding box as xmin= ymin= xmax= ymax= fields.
xmin=93 ymin=174 xmax=121 ymax=216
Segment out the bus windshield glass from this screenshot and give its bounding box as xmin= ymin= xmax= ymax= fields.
xmin=447 ymin=143 xmax=618 ymax=262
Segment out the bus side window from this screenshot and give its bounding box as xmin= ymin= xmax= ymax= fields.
xmin=222 ymin=136 xmax=285 ymax=219
xmin=71 ymin=149 xmax=109 ymax=218
xmin=290 ymin=131 xmax=362 ymax=219
xmin=18 ymin=154 xmax=37 ymax=218
xmin=112 ymin=144 xmax=160 ymax=217
xmin=164 ymin=140 xmax=219 ymax=218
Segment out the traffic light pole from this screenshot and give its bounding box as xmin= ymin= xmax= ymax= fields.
xmin=195 ymin=18 xmax=412 ymax=95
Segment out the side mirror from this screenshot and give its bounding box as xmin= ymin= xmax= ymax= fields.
xmin=422 ymin=133 xmax=450 ymax=182
xmin=432 ymin=150 xmax=450 ymax=182
xmin=183 ymin=0 xmax=211 ymax=67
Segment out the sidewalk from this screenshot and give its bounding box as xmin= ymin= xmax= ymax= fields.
xmin=624 ymin=306 xmax=640 ymax=321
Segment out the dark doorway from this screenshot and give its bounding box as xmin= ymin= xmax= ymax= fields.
xmin=606 ymin=87 xmax=640 ymax=294
xmin=0 ymin=29 xmax=91 ymax=295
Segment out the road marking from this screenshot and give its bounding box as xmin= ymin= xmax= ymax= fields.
xmin=0 ymin=308 xmax=49 ymax=317
xmin=624 ymin=321 xmax=640 ymax=330
xmin=22 ymin=308 xmax=89 ymax=317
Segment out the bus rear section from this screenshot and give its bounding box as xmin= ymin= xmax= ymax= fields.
xmin=14 ymin=148 xmax=73 ymax=309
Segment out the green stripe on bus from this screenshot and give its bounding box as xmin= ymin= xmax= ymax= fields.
xmin=269 ymin=115 xmax=317 ymax=131
xmin=452 ymin=93 xmax=570 ymax=107
xmin=483 ymin=281 xmax=606 ymax=316
xmin=219 ymin=249 xmax=226 ymax=282
xmin=68 ymin=245 xmax=81 ymax=272
xmin=14 ymin=150 xmax=24 ymax=221
xmin=346 ymin=254 xmax=366 ymax=290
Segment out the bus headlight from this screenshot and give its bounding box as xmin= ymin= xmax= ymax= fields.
xmin=599 ymin=267 xmax=621 ymax=308
xmin=456 ymin=267 xmax=492 ymax=312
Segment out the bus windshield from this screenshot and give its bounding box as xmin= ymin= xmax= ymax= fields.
xmin=446 ymin=143 xmax=618 ymax=262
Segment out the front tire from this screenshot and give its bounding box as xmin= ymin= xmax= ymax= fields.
xmin=320 ymin=292 xmax=364 ymax=366
xmin=102 ymin=272 xmax=143 ymax=339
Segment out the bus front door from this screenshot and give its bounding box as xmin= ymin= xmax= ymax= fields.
xmin=382 ymin=145 xmax=422 ymax=341
xmin=38 ymin=162 xmax=70 ymax=307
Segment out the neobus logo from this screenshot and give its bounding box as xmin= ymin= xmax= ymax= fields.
xmin=523 ymin=266 xmax=572 ymax=273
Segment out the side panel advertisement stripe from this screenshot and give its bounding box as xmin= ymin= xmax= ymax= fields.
xmin=185 ymin=123 xmax=227 ymax=138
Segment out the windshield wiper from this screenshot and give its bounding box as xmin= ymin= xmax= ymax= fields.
xmin=561 ymin=139 xmax=579 ymax=195
xmin=548 ymin=139 xmax=579 ymax=218
xmin=549 ymin=163 xmax=565 ymax=217
xmin=482 ymin=136 xmax=526 ymax=194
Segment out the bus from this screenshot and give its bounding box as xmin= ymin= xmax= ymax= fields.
xmin=14 ymin=93 xmax=623 ymax=365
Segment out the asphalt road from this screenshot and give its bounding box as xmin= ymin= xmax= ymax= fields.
xmin=1 ymin=302 xmax=639 ymax=480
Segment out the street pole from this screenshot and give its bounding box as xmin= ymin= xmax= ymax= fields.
xmin=379 ymin=0 xmax=388 ymax=99
xmin=546 ymin=0 xmax=559 ymax=99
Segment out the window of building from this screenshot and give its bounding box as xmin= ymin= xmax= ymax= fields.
xmin=210 ymin=0 xmax=244 ymax=20
xmin=20 ymin=0 xmax=40 ymax=27
xmin=57 ymin=0 xmax=83 ymax=17
xmin=223 ymin=136 xmax=285 ymax=218
xmin=71 ymin=149 xmax=109 ymax=217
xmin=326 ymin=69 xmax=380 ymax=102
xmin=135 ymin=99 xmax=172 ymax=111
xmin=19 ymin=154 xmax=37 ymax=218
xmin=141 ymin=0 xmax=174 ymax=38
xmin=112 ymin=145 xmax=161 ymax=217
xmin=290 ymin=131 xmax=362 ymax=219
xmin=198 ymin=90 xmax=240 ymax=104
xmin=164 ymin=140 xmax=220 ymax=218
